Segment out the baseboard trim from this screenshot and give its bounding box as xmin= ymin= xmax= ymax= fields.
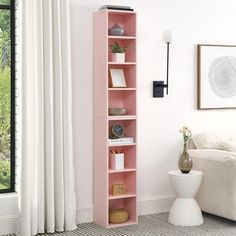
xmin=138 ymin=194 xmax=176 ymax=215
xmin=0 ymin=213 xmax=18 ymax=235
xmin=76 ymin=194 xmax=176 ymax=224
xmin=0 ymin=194 xmax=176 ymax=234
xmin=0 ymin=213 xmax=18 ymax=222
xmin=76 ymin=206 xmax=94 ymax=224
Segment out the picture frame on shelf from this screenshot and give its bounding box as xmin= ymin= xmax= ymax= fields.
xmin=110 ymin=69 xmax=127 ymax=88
xmin=197 ymin=44 xmax=236 ymax=109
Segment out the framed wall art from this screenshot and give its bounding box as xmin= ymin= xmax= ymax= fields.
xmin=109 ymin=69 xmax=127 ymax=88
xmin=197 ymin=44 xmax=236 ymax=109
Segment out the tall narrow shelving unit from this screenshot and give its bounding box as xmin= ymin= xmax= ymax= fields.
xmin=93 ymin=9 xmax=137 ymax=228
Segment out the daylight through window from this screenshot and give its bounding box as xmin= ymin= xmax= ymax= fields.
xmin=0 ymin=0 xmax=15 ymax=193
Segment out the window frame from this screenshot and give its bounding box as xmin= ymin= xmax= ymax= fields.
xmin=0 ymin=0 xmax=15 ymax=194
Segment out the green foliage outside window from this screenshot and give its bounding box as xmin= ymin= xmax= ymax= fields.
xmin=0 ymin=0 xmax=10 ymax=6
xmin=0 ymin=8 xmax=11 ymax=190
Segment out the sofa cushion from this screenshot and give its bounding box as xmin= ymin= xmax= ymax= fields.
xmin=218 ymin=139 xmax=236 ymax=152
xmin=191 ymin=131 xmax=236 ymax=150
xmin=191 ymin=132 xmax=222 ymax=149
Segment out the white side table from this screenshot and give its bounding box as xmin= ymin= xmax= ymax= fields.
xmin=168 ymin=170 xmax=203 ymax=226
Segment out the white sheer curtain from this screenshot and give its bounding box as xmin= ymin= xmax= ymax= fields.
xmin=18 ymin=0 xmax=77 ymax=235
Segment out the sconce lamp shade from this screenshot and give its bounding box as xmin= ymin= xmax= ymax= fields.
xmin=163 ymin=30 xmax=173 ymax=43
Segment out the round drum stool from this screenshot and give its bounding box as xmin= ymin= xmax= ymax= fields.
xmin=168 ymin=170 xmax=203 ymax=226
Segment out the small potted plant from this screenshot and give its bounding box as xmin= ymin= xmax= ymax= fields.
xmin=110 ymin=42 xmax=128 ymax=63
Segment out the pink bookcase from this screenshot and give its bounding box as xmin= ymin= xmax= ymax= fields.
xmin=93 ymin=9 xmax=137 ymax=228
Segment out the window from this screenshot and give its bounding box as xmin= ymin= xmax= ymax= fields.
xmin=0 ymin=0 xmax=15 ymax=193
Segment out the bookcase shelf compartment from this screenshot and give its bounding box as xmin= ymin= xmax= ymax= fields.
xmin=109 ymin=146 xmax=136 ymax=170
xmin=109 ymin=119 xmax=136 ymax=140
xmin=109 ymin=90 xmax=136 ymax=116
xmin=109 ymin=172 xmax=136 ymax=197
xmin=108 ymin=64 xmax=136 ymax=88
xmin=108 ymin=39 xmax=136 ymax=63
xmin=108 ymin=12 xmax=136 ymax=37
xmin=108 ymin=197 xmax=137 ymax=226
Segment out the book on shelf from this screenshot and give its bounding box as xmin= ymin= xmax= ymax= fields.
xmin=100 ymin=5 xmax=134 ymax=11
xmin=109 ymin=137 xmax=134 ymax=145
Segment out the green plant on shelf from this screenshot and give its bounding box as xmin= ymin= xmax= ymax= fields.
xmin=110 ymin=42 xmax=128 ymax=53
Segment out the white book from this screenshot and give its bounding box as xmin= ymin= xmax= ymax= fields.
xmin=109 ymin=137 xmax=134 ymax=144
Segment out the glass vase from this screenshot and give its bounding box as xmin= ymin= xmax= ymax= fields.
xmin=178 ymin=143 xmax=192 ymax=174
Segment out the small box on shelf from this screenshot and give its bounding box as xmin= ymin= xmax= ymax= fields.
xmin=112 ymin=184 xmax=126 ymax=195
xmin=110 ymin=153 xmax=124 ymax=170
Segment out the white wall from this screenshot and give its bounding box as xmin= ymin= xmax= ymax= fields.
xmin=1 ymin=0 xmax=236 ymax=234
xmin=70 ymin=0 xmax=236 ymax=222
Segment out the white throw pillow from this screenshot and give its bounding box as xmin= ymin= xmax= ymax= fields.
xmin=191 ymin=132 xmax=222 ymax=149
xmin=218 ymin=139 xmax=236 ymax=152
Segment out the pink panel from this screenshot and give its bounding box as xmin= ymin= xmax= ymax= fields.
xmin=109 ymin=198 xmax=125 ymax=209
xmin=93 ymin=10 xmax=109 ymax=228
xmin=124 ymin=198 xmax=137 ymax=222
xmin=124 ymin=146 xmax=136 ymax=169
xmin=94 ymin=11 xmax=108 ymax=118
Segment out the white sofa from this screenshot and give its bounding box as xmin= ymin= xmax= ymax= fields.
xmin=188 ymin=132 xmax=236 ymax=220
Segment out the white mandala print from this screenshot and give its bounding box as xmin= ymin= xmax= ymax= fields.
xmin=208 ymin=56 xmax=236 ymax=98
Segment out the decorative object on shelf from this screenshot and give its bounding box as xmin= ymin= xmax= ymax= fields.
xmin=110 ymin=150 xmax=124 ymax=169
xmin=109 ymin=208 xmax=129 ymax=224
xmin=109 ymin=23 xmax=124 ymax=36
xmin=112 ymin=183 xmax=126 ymax=195
xmin=153 ymin=30 xmax=173 ymax=97
xmin=100 ymin=5 xmax=133 ymax=11
xmin=109 ymin=108 xmax=127 ymax=116
xmin=110 ymin=123 xmax=125 ymax=138
xmin=110 ymin=42 xmax=128 ymax=63
xmin=197 ymin=44 xmax=236 ymax=109
xmin=110 ymin=69 xmax=127 ymax=87
xmin=109 ymin=137 xmax=134 ymax=145
xmin=178 ymin=126 xmax=193 ymax=174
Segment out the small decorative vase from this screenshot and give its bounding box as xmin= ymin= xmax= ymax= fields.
xmin=108 ymin=23 xmax=124 ymax=36
xmin=178 ymin=143 xmax=192 ymax=174
xmin=112 ymin=53 xmax=125 ymax=63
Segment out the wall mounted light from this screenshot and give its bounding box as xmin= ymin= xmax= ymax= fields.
xmin=153 ymin=30 xmax=173 ymax=97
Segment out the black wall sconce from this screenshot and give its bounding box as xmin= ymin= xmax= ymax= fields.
xmin=153 ymin=31 xmax=173 ymax=97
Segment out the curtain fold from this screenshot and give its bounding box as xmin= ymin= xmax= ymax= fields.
xmin=19 ymin=0 xmax=77 ymax=235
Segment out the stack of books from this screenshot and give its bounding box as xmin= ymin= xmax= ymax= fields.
xmin=109 ymin=137 xmax=134 ymax=145
xmin=100 ymin=5 xmax=134 ymax=11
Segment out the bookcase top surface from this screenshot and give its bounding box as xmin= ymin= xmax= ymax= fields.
xmin=95 ymin=9 xmax=137 ymax=14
